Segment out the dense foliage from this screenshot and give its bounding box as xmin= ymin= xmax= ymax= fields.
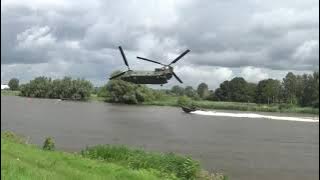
xmin=8 ymin=78 xmax=19 ymax=91
xmin=210 ymin=72 xmax=319 ymax=107
xmin=106 ymin=79 xmax=157 ymax=104
xmin=20 ymin=76 xmax=93 ymax=100
xmin=98 ymin=71 xmax=318 ymax=108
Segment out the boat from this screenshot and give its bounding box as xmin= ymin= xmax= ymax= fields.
xmin=60 ymin=97 xmax=82 ymax=101
xmin=181 ymin=106 xmax=197 ymax=113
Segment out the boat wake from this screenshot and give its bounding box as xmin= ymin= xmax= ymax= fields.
xmin=190 ymin=110 xmax=319 ymax=122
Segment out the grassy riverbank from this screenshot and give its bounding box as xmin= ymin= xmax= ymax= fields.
xmin=1 ymin=132 xmax=226 ymax=180
xmin=2 ymin=90 xmax=318 ymax=114
xmin=1 ymin=90 xmax=20 ymax=96
xmin=142 ymin=96 xmax=319 ymax=115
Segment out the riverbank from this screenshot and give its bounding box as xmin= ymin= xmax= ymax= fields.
xmin=2 ymin=90 xmax=318 ymax=115
xmin=142 ymin=96 xmax=319 ymax=115
xmin=1 ymin=131 xmax=226 ymax=180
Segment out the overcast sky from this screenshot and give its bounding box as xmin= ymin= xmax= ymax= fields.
xmin=1 ymin=0 xmax=319 ymax=89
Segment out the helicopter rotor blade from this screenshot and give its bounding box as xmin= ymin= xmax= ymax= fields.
xmin=109 ymin=71 xmax=126 ymax=80
xmin=172 ymin=71 xmax=183 ymax=83
xmin=136 ymin=57 xmax=165 ymax=66
xmin=169 ymin=49 xmax=190 ymax=65
xmin=118 ymin=46 xmax=130 ymax=69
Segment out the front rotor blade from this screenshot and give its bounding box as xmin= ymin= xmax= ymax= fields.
xmin=136 ymin=57 xmax=164 ymax=65
xmin=109 ymin=71 xmax=126 ymax=80
xmin=172 ymin=72 xmax=183 ymax=83
xmin=118 ymin=46 xmax=129 ymax=68
xmin=169 ymin=49 xmax=190 ymax=65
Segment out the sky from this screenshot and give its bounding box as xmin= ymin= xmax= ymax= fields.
xmin=1 ymin=0 xmax=319 ymax=89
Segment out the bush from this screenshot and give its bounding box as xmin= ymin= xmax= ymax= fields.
xmin=20 ymin=76 xmax=93 ymax=100
xmin=1 ymin=131 xmax=25 ymax=144
xmin=106 ymin=79 xmax=157 ymax=104
xmin=177 ymin=96 xmax=192 ymax=107
xmin=43 ymin=137 xmax=55 ymax=151
xmin=81 ymin=145 xmax=200 ymax=179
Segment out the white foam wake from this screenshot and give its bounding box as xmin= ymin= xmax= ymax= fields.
xmin=190 ymin=110 xmax=319 ymax=122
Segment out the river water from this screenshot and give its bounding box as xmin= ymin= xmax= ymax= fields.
xmin=1 ymin=96 xmax=319 ymax=180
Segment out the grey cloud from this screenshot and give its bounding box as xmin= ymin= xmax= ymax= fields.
xmin=1 ymin=0 xmax=318 ymax=87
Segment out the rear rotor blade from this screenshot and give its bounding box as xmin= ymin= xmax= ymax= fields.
xmin=172 ymin=72 xmax=183 ymax=83
xmin=109 ymin=71 xmax=126 ymax=80
xmin=136 ymin=57 xmax=165 ymax=66
xmin=169 ymin=49 xmax=190 ymax=65
xmin=118 ymin=46 xmax=130 ymax=69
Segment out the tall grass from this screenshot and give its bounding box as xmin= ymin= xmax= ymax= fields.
xmin=81 ymin=145 xmax=200 ymax=180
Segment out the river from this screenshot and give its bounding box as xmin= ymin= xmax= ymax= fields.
xmin=1 ymin=96 xmax=319 ymax=180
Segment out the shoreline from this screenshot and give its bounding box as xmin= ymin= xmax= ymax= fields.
xmin=2 ymin=91 xmax=319 ymax=115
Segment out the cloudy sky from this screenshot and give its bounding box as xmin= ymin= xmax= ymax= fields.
xmin=1 ymin=0 xmax=319 ymax=89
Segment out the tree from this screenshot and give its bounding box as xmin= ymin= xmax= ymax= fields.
xmin=228 ymin=77 xmax=250 ymax=102
xmin=184 ymin=86 xmax=200 ymax=100
xmin=206 ymin=90 xmax=216 ymax=101
xmin=247 ymin=83 xmax=257 ymax=103
xmin=300 ymin=71 xmax=319 ymax=107
xmin=214 ymin=80 xmax=230 ymax=101
xmin=197 ymin=83 xmax=209 ymax=99
xmin=255 ymin=79 xmax=281 ymax=104
xmin=106 ymin=76 xmax=155 ymax=104
xmin=282 ymin=72 xmax=298 ymax=104
xmin=8 ymin=78 xmax=19 ymax=91
xmin=214 ymin=77 xmax=254 ymax=102
xmin=171 ymin=85 xmax=184 ymax=96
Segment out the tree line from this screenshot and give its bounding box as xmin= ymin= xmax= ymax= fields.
xmin=5 ymin=71 xmax=318 ymax=107
xmin=170 ymin=71 xmax=319 ymax=108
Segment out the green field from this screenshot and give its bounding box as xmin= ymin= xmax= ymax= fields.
xmin=1 ymin=132 xmax=226 ymax=180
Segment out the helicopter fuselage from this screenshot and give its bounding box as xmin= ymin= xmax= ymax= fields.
xmin=120 ymin=68 xmax=173 ymax=84
xmin=109 ymin=46 xmax=189 ymax=84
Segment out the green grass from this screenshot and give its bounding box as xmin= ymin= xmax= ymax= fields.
xmin=81 ymin=145 xmax=199 ymax=180
xmin=1 ymin=132 xmax=171 ymax=180
xmin=1 ymin=132 xmax=226 ymax=180
xmin=1 ymin=90 xmax=20 ymax=96
xmin=142 ymin=96 xmax=179 ymax=106
xmin=89 ymin=94 xmax=106 ymax=102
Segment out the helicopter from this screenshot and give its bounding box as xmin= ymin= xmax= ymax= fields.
xmin=109 ymin=46 xmax=190 ymax=85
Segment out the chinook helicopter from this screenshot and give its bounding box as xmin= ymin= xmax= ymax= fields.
xmin=109 ymin=46 xmax=190 ymax=85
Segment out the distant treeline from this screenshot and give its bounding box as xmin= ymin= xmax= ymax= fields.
xmin=168 ymin=71 xmax=319 ymax=108
xmin=8 ymin=71 xmax=319 ymax=107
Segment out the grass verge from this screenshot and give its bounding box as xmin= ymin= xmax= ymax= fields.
xmin=1 ymin=132 xmax=164 ymax=180
xmin=1 ymin=131 xmax=226 ymax=180
xmin=1 ymin=90 xmax=20 ymax=96
xmin=142 ymin=96 xmax=319 ymax=115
